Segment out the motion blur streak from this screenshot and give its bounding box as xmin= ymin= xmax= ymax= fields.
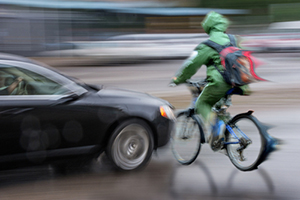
xmin=0 ymin=0 xmax=299 ymax=199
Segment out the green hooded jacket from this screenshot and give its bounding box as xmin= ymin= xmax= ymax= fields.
xmin=172 ymin=11 xmax=250 ymax=120
xmin=173 ymin=11 xmax=232 ymax=85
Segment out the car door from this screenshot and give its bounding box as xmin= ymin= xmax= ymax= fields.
xmin=0 ymin=62 xmax=101 ymax=163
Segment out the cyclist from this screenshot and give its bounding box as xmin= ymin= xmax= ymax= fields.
xmin=170 ymin=11 xmax=250 ymax=147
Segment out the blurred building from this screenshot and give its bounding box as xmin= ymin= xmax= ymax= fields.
xmin=0 ymin=0 xmax=248 ymax=56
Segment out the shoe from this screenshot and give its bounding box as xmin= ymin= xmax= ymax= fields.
xmin=212 ymin=119 xmax=225 ymax=137
xmin=210 ymin=119 xmax=226 ymax=151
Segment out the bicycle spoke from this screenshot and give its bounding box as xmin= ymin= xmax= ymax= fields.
xmin=226 ymin=116 xmax=263 ymax=171
xmin=171 ymin=113 xmax=202 ymax=165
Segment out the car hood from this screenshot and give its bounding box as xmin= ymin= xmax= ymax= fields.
xmin=97 ymin=86 xmax=171 ymax=107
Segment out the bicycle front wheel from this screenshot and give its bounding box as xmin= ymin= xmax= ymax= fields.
xmin=226 ymin=114 xmax=265 ymax=171
xmin=171 ymin=111 xmax=203 ymax=165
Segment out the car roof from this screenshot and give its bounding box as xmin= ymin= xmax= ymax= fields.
xmin=0 ymin=53 xmax=37 ymax=64
xmin=0 ymin=53 xmax=57 ymax=71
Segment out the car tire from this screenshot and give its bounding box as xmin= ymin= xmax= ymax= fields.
xmin=106 ymin=119 xmax=154 ymax=171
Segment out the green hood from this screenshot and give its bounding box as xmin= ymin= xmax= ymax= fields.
xmin=201 ymin=11 xmax=229 ymax=34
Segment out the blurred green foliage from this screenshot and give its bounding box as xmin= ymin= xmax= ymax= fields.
xmin=269 ymin=3 xmax=300 ymax=22
xmin=200 ymin=0 xmax=300 ymax=22
xmin=200 ymin=0 xmax=300 ymax=10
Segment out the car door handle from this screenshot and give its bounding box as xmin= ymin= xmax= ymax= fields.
xmin=0 ymin=108 xmax=33 ymax=115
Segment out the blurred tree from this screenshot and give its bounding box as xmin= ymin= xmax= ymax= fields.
xmin=200 ymin=0 xmax=300 ymax=9
xmin=199 ymin=0 xmax=300 ymax=14
xmin=269 ymin=3 xmax=300 ymax=22
xmin=199 ymin=0 xmax=300 ymax=23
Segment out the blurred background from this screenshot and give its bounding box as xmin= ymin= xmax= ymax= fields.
xmin=1 ymin=0 xmax=300 ymax=65
xmin=1 ymin=1 xmax=300 ymax=200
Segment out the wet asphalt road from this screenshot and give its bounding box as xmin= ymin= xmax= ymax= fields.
xmin=1 ymin=53 xmax=300 ymax=200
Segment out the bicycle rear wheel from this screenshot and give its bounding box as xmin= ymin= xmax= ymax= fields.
xmin=225 ymin=114 xmax=265 ymax=171
xmin=171 ymin=111 xmax=203 ymax=165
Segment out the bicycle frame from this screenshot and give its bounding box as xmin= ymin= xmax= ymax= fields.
xmin=224 ymin=124 xmax=251 ymax=145
xmin=224 ymin=125 xmax=240 ymax=145
xmin=186 ymin=80 xmax=253 ymax=146
xmin=174 ymin=80 xmax=279 ymax=171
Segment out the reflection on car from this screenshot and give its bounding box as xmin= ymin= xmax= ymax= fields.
xmin=0 ymin=53 xmax=175 ymax=171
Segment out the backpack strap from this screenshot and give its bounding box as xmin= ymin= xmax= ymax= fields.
xmin=202 ymin=39 xmax=229 ymax=81
xmin=202 ymin=40 xmax=224 ymax=53
xmin=227 ymin=34 xmax=237 ymax=47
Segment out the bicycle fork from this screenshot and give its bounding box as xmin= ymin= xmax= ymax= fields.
xmin=224 ymin=124 xmax=252 ymax=161
xmin=179 ymin=118 xmax=193 ymax=140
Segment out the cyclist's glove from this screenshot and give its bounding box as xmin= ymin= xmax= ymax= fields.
xmin=169 ymin=77 xmax=178 ymax=87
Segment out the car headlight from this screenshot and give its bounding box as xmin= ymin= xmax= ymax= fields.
xmin=160 ymin=105 xmax=175 ymax=120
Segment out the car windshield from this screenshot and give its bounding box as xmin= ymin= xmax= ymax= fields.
xmin=0 ymin=63 xmax=87 ymax=96
xmin=41 ymin=67 xmax=97 ymax=92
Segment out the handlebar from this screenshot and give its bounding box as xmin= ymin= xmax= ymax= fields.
xmin=185 ymin=79 xmax=207 ymax=97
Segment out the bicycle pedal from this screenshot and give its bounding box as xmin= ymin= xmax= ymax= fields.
xmin=220 ymin=144 xmax=225 ymax=150
xmin=211 ymin=139 xmax=224 ymax=152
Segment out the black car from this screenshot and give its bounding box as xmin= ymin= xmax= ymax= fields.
xmin=0 ymin=54 xmax=175 ymax=171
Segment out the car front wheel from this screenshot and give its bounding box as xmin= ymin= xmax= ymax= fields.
xmin=106 ymin=119 xmax=154 ymax=171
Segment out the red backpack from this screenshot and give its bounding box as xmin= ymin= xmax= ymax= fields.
xmin=203 ymin=34 xmax=266 ymax=87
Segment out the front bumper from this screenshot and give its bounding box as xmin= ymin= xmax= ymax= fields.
xmin=155 ymin=117 xmax=175 ymax=148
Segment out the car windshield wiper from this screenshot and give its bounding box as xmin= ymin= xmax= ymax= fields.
xmin=85 ymin=83 xmax=103 ymax=91
xmin=52 ymin=93 xmax=81 ymax=105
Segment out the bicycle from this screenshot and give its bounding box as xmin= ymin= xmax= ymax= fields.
xmin=171 ymin=79 xmax=279 ymax=171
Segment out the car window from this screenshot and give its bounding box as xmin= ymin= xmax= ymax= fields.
xmin=0 ymin=70 xmax=13 ymax=95
xmin=0 ymin=65 xmax=70 ymax=95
